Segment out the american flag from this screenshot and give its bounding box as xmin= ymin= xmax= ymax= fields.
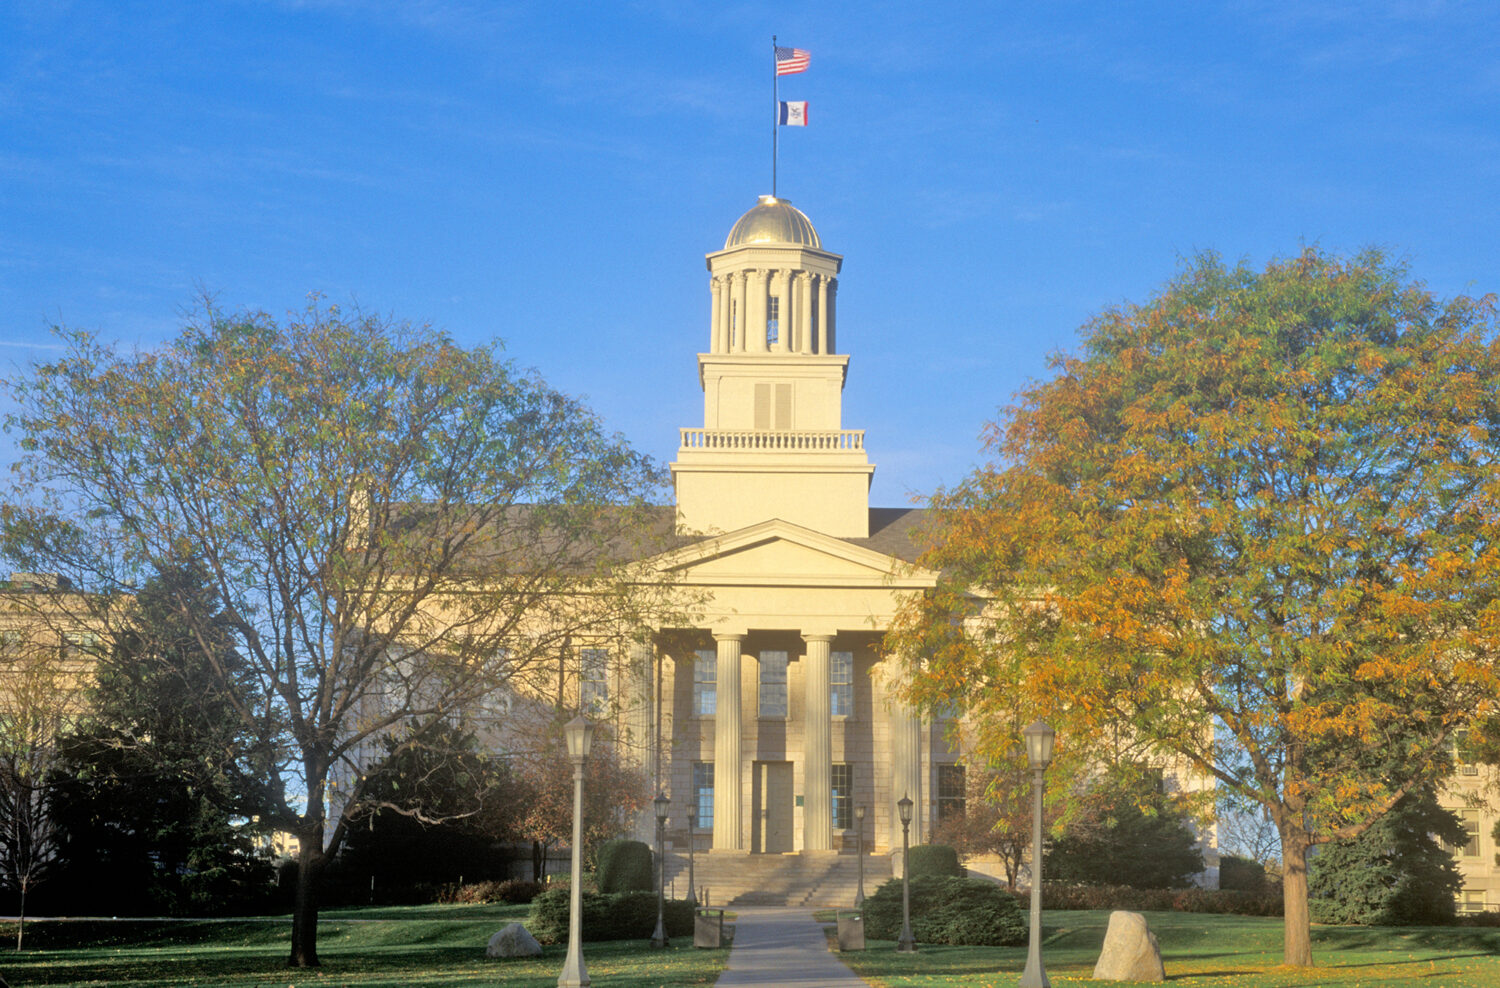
xmin=775 ymin=46 xmax=810 ymax=76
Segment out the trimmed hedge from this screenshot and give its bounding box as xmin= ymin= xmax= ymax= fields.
xmin=528 ymin=888 xmax=695 ymax=944
xmin=596 ymin=839 xmax=654 ymax=893
xmin=907 ymin=844 xmax=963 ymax=880
xmin=863 ymin=876 xmax=1026 ymax=946
xmin=1038 ymin=882 xmax=1283 ymax=917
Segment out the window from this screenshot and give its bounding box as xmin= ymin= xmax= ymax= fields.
xmin=766 ymin=296 xmax=779 ymax=346
xmin=580 ymin=647 xmax=608 ymax=714
xmin=1456 ymin=730 xmax=1479 ymax=776
xmin=937 ymin=764 xmax=967 ymax=822
xmin=1459 ymin=810 xmax=1481 ymax=858
xmin=830 ymin=650 xmax=854 ymax=717
xmin=759 ymin=650 xmax=788 ymax=717
xmin=831 ymin=764 xmax=853 ymax=830
xmin=693 ymin=762 xmax=714 ymax=831
xmin=62 ymin=630 xmax=99 ymax=659
xmin=692 ymin=648 xmax=716 ymax=716
xmin=1461 ymin=890 xmax=1486 ymax=915
xmin=753 ymin=383 xmax=793 ymax=430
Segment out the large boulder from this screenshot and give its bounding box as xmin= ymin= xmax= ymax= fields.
xmin=486 ymin=922 xmax=543 ymax=959
xmin=1092 ymin=910 xmax=1166 ymax=982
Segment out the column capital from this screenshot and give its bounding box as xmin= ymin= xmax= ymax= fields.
xmin=712 ymin=631 xmax=745 ymax=644
xmin=800 ymin=632 xmax=835 ymax=645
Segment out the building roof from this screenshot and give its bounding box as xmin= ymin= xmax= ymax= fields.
xmin=723 ymin=195 xmax=822 ymax=249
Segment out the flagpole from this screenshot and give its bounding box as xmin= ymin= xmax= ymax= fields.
xmin=772 ymin=35 xmax=778 ymax=198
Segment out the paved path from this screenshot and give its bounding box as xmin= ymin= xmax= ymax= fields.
xmin=714 ymin=907 xmax=874 ymax=987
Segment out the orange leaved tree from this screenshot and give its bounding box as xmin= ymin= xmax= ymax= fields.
xmin=892 ymin=248 xmax=1500 ymax=966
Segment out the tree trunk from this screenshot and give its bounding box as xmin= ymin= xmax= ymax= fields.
xmin=1281 ymin=833 xmax=1313 ymax=967
xmin=15 ymin=881 xmax=25 ymax=952
xmin=287 ymin=832 xmax=326 ymax=967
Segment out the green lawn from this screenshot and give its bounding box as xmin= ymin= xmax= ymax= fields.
xmin=0 ymin=903 xmax=730 ymax=987
xmin=835 ymin=910 xmax=1500 ymax=987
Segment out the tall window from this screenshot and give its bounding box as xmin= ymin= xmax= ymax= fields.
xmin=759 ymin=650 xmax=788 ymax=717
xmin=580 ymin=647 xmax=608 ymax=715
xmin=693 ymin=762 xmax=715 ymax=831
xmin=1459 ymin=809 xmax=1481 ymax=857
xmin=937 ymin=764 xmax=967 ymax=822
xmin=831 ymin=764 xmax=853 ymax=829
xmin=1456 ymin=729 xmax=1479 ymax=776
xmin=830 ymin=650 xmax=854 ymax=716
xmin=692 ymin=648 xmax=716 ymax=716
xmin=766 ymin=296 xmax=780 ymax=346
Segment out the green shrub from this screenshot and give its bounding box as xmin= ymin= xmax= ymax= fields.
xmin=527 ymin=888 xmax=694 ymax=944
xmin=596 ymin=839 xmax=654 ymax=893
xmin=862 ymin=876 xmax=1025 ymax=946
xmin=1219 ymin=855 xmax=1269 ymax=893
xmin=907 ymin=844 xmax=963 ymax=879
xmin=1037 ymin=882 xmax=1283 ymax=916
xmin=439 ymin=878 xmax=543 ymax=904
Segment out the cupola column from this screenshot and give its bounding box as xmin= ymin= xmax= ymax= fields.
xmin=712 ymin=633 xmax=745 ymax=850
xmin=825 ymin=278 xmax=838 ymax=353
xmin=797 ymin=273 xmax=813 ymax=354
xmin=732 ymin=272 xmax=747 ymax=352
xmin=802 ymin=633 xmax=834 ymax=851
xmin=817 ymin=276 xmax=831 ymax=354
xmin=710 ymin=277 xmax=725 ymax=354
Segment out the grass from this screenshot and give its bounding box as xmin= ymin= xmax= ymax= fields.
xmin=833 ymin=910 xmax=1500 ymax=987
xmin=0 ymin=902 xmax=730 ymax=987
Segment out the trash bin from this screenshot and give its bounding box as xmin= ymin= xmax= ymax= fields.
xmin=836 ymin=910 xmax=865 ymax=951
xmin=695 ymin=908 xmax=724 ymax=948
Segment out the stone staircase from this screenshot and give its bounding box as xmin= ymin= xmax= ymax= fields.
xmin=663 ymin=850 xmax=893 ymax=908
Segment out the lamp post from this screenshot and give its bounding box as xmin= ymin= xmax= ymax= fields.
xmin=1019 ymin=720 xmax=1056 ymax=988
xmin=686 ymin=803 xmax=699 ymax=908
xmin=558 ymin=715 xmax=595 ymax=988
xmin=896 ymin=794 xmax=916 ymax=953
xmin=854 ymin=805 xmax=867 ymax=908
xmin=651 ymin=791 xmax=670 ymax=949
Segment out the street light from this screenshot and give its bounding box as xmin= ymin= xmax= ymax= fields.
xmin=854 ymin=805 xmax=867 ymax=907
xmin=651 ymin=791 xmax=670 ymax=949
xmin=896 ymin=794 xmax=916 ymax=954
xmin=1019 ymin=720 xmax=1055 ymax=988
xmin=686 ymin=802 xmax=699 ymax=908
xmin=558 ymin=715 xmax=595 ymax=988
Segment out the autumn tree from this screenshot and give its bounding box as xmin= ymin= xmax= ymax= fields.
xmin=1 ymin=300 xmax=673 ymax=966
xmin=892 ymin=248 xmax=1500 ymax=966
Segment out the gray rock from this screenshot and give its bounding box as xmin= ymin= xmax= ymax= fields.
xmin=1092 ymin=910 xmax=1166 ymax=982
xmin=486 ymin=922 xmax=543 ymax=959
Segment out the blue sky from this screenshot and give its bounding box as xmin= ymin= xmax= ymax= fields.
xmin=3 ymin=1 xmax=1497 ymax=506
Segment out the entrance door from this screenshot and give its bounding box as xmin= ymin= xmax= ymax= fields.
xmin=754 ymin=761 xmax=794 ymax=853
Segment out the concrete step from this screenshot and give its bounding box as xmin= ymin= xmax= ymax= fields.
xmin=661 ymin=851 xmax=893 ymax=908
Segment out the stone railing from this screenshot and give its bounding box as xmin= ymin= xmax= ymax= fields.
xmin=679 ymin=428 xmax=865 ymax=451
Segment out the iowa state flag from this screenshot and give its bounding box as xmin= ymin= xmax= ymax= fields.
xmin=779 ymin=101 xmax=808 ymax=126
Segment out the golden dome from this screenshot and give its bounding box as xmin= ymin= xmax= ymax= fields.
xmin=724 ymin=195 xmax=822 ymax=249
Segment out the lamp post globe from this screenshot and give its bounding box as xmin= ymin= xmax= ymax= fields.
xmin=896 ymin=794 xmax=916 ymax=954
xmin=651 ymin=792 xmax=670 ymax=949
xmin=558 ymin=715 xmax=594 ymax=988
xmin=1019 ymin=721 xmax=1054 ymax=988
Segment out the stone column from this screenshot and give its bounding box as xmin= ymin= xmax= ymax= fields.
xmin=713 ymin=633 xmax=744 ymax=849
xmin=889 ymin=693 xmax=923 ymax=847
xmin=749 ymin=270 xmax=768 ymax=353
xmin=797 ymin=273 xmax=813 ymax=354
xmin=802 ymin=634 xmax=833 ymax=850
xmin=710 ymin=277 xmax=725 ymax=354
xmin=732 ymin=271 xmax=747 ymax=352
xmin=627 ymin=640 xmax=656 ymax=843
xmin=825 ymin=278 xmax=838 ymax=354
xmin=816 ymin=276 xmax=829 ymax=354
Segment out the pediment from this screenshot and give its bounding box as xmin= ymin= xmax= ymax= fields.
xmin=651 ymin=518 xmax=936 ymax=589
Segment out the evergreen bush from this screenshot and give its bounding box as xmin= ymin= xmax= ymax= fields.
xmin=862 ymin=876 xmax=1026 ymax=946
xmin=906 ymin=844 xmax=963 ymax=879
xmin=595 ymin=839 xmax=654 ymax=893
xmin=1219 ymin=854 xmax=1269 ymax=893
xmin=528 ymin=888 xmax=694 ymax=944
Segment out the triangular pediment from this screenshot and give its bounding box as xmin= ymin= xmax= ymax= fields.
xmin=650 ymin=518 xmax=936 ymax=589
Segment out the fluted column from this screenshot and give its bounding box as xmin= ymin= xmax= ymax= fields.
xmin=748 ymin=270 xmax=768 ymax=352
xmin=732 ymin=271 xmax=747 ymax=352
xmin=816 ymin=276 xmax=830 ymax=354
xmin=720 ymin=276 xmax=734 ymax=352
xmin=890 ymin=693 xmax=923 ymax=847
xmin=797 ymin=273 xmax=813 ymax=354
xmin=710 ymin=277 xmax=725 ymax=354
xmin=713 ymin=633 xmax=744 ymax=849
xmin=628 ymin=640 xmax=656 ymax=842
xmin=825 ymin=277 xmax=838 ymax=354
xmin=803 ymin=633 xmax=833 ymax=850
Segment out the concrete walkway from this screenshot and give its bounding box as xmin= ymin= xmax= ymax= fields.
xmin=714 ymin=907 xmax=874 ymax=987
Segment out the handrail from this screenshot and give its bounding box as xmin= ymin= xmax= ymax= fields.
xmin=679 ymin=428 xmax=865 ymax=451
